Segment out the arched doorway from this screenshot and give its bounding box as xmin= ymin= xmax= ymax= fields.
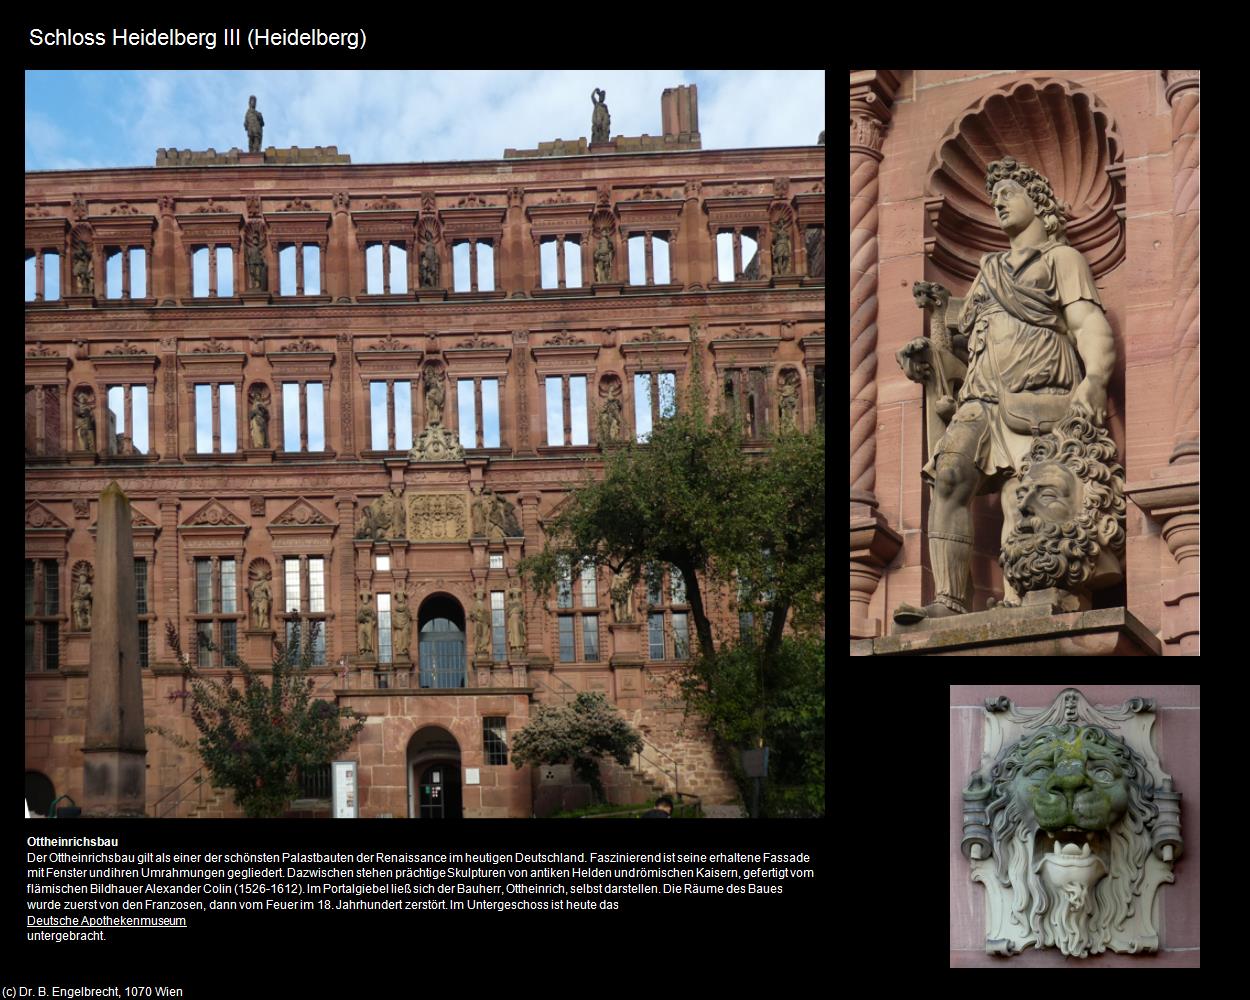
xmin=25 ymin=771 xmax=55 ymax=815
xmin=405 ymin=725 xmax=462 ymax=819
xmin=418 ymin=593 xmax=466 ymax=688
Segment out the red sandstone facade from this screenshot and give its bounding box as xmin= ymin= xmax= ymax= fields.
xmin=25 ymin=88 xmax=826 ymax=817
xmin=849 ymin=70 xmax=1200 ymax=655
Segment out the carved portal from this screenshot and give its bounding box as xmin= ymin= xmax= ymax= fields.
xmin=962 ymin=688 xmax=1182 ymax=958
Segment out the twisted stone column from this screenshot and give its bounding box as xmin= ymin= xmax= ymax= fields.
xmin=1164 ymin=70 xmax=1199 ymax=465
xmin=850 ymin=81 xmax=893 ymax=506
xmin=849 ymin=71 xmax=902 ymax=641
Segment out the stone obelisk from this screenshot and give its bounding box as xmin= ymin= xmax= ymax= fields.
xmin=82 ymin=481 xmax=147 ymax=816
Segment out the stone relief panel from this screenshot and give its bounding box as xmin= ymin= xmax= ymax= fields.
xmin=962 ymin=688 xmax=1182 ymax=958
xmin=407 ymin=493 xmax=468 ymax=541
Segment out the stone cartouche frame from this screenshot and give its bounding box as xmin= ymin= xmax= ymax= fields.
xmin=961 ymin=688 xmax=1182 ymax=958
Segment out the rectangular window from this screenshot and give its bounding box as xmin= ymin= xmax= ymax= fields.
xmin=569 ymin=376 xmax=588 ymax=445
xmin=221 ymin=620 xmax=237 ymax=662
xmin=491 ymin=591 xmax=506 ymax=662
xmin=672 ymin=612 xmax=689 ymax=660
xmin=220 ymin=384 xmax=236 ymax=452
xmin=545 ymin=377 xmax=564 ymax=446
xmin=311 ymin=622 xmax=326 ymax=665
xmin=195 ymin=384 xmax=213 ymax=453
xmin=669 ymin=566 xmax=686 ymax=605
xmin=306 ymin=383 xmax=324 ymax=451
xmin=377 ymin=593 xmax=392 ymax=664
xmin=196 ymin=559 xmax=212 ymax=614
xmin=42 ymin=560 xmax=59 ymax=615
xmin=647 ymin=564 xmax=663 ymax=606
xmin=658 ymin=372 xmax=676 ymax=419
xmin=375 ymin=555 xmax=390 ymax=572
xmin=25 ymin=560 xmax=35 ymax=617
xmin=556 ymin=557 xmax=573 ymax=608
xmin=489 ymin=553 xmax=504 ymax=570
xmin=197 ymin=621 xmax=213 ymax=668
xmin=370 ymin=381 xmax=388 ymax=450
xmin=648 ymin=612 xmax=665 ymax=660
xmin=309 ymin=558 xmax=325 ymax=613
xmin=282 ymin=383 xmax=300 ymax=451
xmin=558 ymin=615 xmax=575 ymax=662
xmin=220 ymin=559 xmax=236 ymax=614
xmin=284 ymin=557 xmax=301 ymax=612
xmin=458 ymin=379 xmax=476 ymax=449
xmin=394 ymin=380 xmax=412 ymax=451
xmin=483 ymin=717 xmax=508 ymax=766
xmin=134 ymin=559 xmax=148 ymax=614
xmin=634 ymin=373 xmax=653 ymax=442
xmin=582 ymin=614 xmax=599 ymax=662
xmin=43 ymin=622 xmax=59 ymax=671
xmin=580 ymin=564 xmax=597 ymax=607
xmin=138 ymin=619 xmax=150 ymax=669
xmin=482 ymin=379 xmax=500 ymax=448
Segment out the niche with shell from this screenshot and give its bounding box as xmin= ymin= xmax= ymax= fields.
xmin=925 ymin=77 xmax=1125 ymax=282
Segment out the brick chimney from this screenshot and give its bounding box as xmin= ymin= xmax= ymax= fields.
xmin=661 ymin=85 xmax=699 ymax=142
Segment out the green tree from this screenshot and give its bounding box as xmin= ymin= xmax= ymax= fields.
xmin=510 ymin=692 xmax=643 ymax=803
xmin=152 ymin=620 xmax=366 ymax=818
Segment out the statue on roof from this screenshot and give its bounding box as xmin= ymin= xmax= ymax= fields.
xmin=244 ymin=96 xmax=264 ymax=153
xmin=591 ymin=89 xmax=610 ymax=144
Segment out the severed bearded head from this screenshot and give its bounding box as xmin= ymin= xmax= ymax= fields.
xmin=1001 ymin=414 xmax=1126 ymax=598
xmin=980 ymin=723 xmax=1157 ymax=957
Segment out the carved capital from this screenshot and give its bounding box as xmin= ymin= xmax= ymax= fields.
xmin=1162 ymin=70 xmax=1200 ymax=105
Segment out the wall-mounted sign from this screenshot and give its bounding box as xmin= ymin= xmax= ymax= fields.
xmin=332 ymin=760 xmax=358 ymax=819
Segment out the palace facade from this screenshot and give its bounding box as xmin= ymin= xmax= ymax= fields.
xmin=25 ymin=85 xmax=825 ymax=817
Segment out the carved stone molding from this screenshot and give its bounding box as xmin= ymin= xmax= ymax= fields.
xmin=925 ymin=78 xmax=1125 ymax=280
xmin=962 ymin=688 xmax=1182 ymax=958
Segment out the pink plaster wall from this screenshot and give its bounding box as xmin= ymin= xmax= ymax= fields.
xmin=950 ymin=685 xmax=1199 ymax=967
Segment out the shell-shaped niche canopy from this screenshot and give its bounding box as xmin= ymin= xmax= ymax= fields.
xmin=925 ymin=78 xmax=1125 ymax=282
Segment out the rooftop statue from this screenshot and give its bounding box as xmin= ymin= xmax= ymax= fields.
xmin=894 ymin=156 xmax=1121 ymax=624
xmin=244 ymin=95 xmax=264 ymax=153
xmin=591 ymin=88 xmax=610 ymax=144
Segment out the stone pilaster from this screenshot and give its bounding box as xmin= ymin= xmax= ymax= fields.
xmin=849 ymin=70 xmax=902 ymax=639
xmin=1126 ymin=470 xmax=1200 ymax=656
xmin=1163 ymin=71 xmax=1200 ymax=466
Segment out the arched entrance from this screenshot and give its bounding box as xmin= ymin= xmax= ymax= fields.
xmin=417 ymin=593 xmax=466 ymax=688
xmin=405 ymin=725 xmax=462 ymax=819
xmin=25 ymin=771 xmax=55 ymax=816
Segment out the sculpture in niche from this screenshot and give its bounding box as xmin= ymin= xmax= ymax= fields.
xmin=71 ymin=562 xmax=93 ymax=631
xmin=356 ymin=590 xmax=376 ymax=656
xmin=244 ymin=95 xmax=264 ymax=153
xmin=244 ymin=221 xmax=268 ymax=291
xmin=471 ymin=584 xmax=491 ymax=657
xmin=506 ymin=582 xmax=526 ymax=655
xmin=771 ymin=211 xmax=793 ymax=276
xmin=73 ymin=389 xmax=96 ymax=451
xmin=777 ymin=369 xmax=800 ymax=431
xmin=591 ymin=88 xmax=611 ymax=144
xmin=392 ymin=590 xmax=412 ymax=660
xmin=610 ymin=569 xmax=634 ymax=623
xmin=598 ymin=378 xmax=623 ymax=442
xmin=962 ymin=688 xmax=1182 ymax=958
xmin=71 ymin=228 xmax=94 ymax=295
xmin=248 ymin=385 xmax=270 ymax=448
xmin=247 ymin=562 xmax=272 ymax=630
xmin=593 ymin=231 xmax=615 ymax=283
xmin=419 ymin=237 xmax=441 ymax=288
xmin=424 ymin=366 xmax=446 ymax=427
xmin=893 ymin=156 xmax=1120 ymax=624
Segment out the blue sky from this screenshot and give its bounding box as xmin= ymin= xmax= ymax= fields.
xmin=26 ymin=69 xmax=826 ymax=171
